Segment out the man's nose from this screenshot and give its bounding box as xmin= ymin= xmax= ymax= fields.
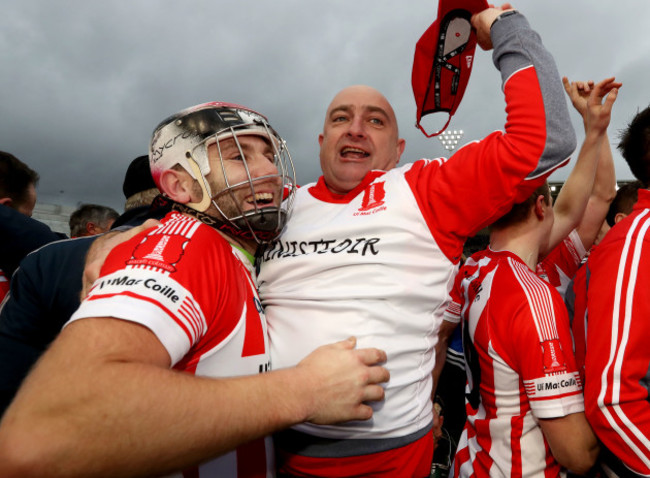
xmin=346 ymin=116 xmax=366 ymax=138
xmin=249 ymin=154 xmax=279 ymax=178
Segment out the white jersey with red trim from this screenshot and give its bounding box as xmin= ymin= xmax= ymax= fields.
xmin=261 ymin=140 xmax=565 ymax=442
xmin=258 ymin=11 xmax=575 ymax=474
xmin=450 ymin=249 xmax=583 ymax=478
xmin=69 ymin=211 xmax=273 ymax=478
xmin=584 ymin=189 xmax=650 ymax=476
xmin=536 ymin=229 xmax=586 ymax=297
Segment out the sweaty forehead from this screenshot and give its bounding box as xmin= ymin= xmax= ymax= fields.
xmin=326 ymin=86 xmax=396 ymax=122
xmin=329 ymin=103 xmax=390 ymax=118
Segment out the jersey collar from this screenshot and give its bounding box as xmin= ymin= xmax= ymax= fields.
xmin=308 ymin=170 xmax=387 ymax=203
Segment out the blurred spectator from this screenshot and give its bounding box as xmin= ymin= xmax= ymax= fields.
xmin=534 ymin=77 xmax=619 ymax=298
xmin=69 ymin=204 xmax=119 ymax=237
xmin=606 ymin=180 xmax=643 ymax=228
xmin=114 ymin=155 xmax=160 ymax=228
xmin=0 ymin=151 xmax=39 ymax=217
xmin=0 ymin=151 xmax=47 ymax=302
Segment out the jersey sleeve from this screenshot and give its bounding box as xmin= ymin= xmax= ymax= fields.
xmin=584 ymin=219 xmax=650 ymax=475
xmin=404 ymin=12 xmax=575 ymax=262
xmin=497 ymin=259 xmax=584 ymax=419
xmin=443 ymin=267 xmax=464 ymax=324
xmin=68 ymin=215 xmax=239 ymax=366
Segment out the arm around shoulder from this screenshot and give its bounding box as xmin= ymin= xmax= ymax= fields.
xmin=0 ymin=317 xmax=388 ymax=477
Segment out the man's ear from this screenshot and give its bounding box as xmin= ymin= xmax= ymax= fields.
xmin=159 ymin=169 xmax=198 ymax=204
xmin=0 ymin=197 xmax=12 ymax=207
xmin=318 ymin=133 xmax=324 ymax=148
xmin=614 ymin=212 xmax=628 ymax=224
xmin=533 ymin=195 xmax=547 ymax=220
xmin=86 ymin=222 xmax=97 ymax=235
xmin=395 ymin=138 xmax=406 ymax=165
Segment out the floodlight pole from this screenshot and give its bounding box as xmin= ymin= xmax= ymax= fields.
xmin=437 ymin=129 xmax=464 ymax=152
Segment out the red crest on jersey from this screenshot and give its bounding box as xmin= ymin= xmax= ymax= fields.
xmin=359 ymin=182 xmax=386 ymax=212
xmin=541 ymin=339 xmax=567 ymax=374
xmin=127 ymin=234 xmax=189 ymax=272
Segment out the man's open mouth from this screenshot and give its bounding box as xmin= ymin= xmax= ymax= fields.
xmin=246 ymin=192 xmax=275 ymax=207
xmin=341 ymin=147 xmax=370 ymax=159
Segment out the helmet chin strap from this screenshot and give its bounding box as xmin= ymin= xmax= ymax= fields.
xmin=166 ymin=199 xmax=281 ymax=245
xmin=186 ymin=159 xmax=213 ymax=212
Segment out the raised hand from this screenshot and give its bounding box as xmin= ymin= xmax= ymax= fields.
xmin=563 ymin=77 xmax=621 ymax=130
xmin=563 ymin=77 xmax=595 ymax=119
xmin=585 ymin=77 xmax=621 ymax=133
xmin=471 ymin=3 xmax=515 ymax=51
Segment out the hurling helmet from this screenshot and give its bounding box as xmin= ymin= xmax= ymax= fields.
xmin=149 ymin=102 xmax=296 ymax=242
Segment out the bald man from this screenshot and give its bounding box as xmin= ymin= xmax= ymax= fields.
xmin=258 ymin=6 xmax=577 ymax=477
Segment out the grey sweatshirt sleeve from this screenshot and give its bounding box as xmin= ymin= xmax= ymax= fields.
xmin=491 ymin=11 xmax=577 ymax=179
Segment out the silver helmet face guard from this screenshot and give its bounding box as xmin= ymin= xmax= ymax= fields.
xmin=150 ymin=102 xmax=296 ymax=244
xmin=193 ymin=122 xmax=296 ymax=244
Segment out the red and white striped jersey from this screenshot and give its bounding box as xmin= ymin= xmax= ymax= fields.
xmin=69 ymin=211 xmax=273 ymax=478
xmin=450 ymin=249 xmax=584 ymax=478
xmin=447 ymin=230 xmax=586 ymax=326
xmin=584 ymin=189 xmax=650 ymax=476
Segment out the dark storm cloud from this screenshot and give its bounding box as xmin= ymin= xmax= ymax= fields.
xmin=1 ymin=0 xmax=648 ymax=210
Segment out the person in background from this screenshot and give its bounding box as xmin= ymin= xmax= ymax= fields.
xmin=438 ymin=75 xmax=617 ymax=477
xmin=0 ymin=151 xmax=38 ymax=217
xmin=534 ymin=77 xmax=619 ymax=297
xmin=68 ymin=204 xmax=119 ymax=237
xmin=0 ymin=152 xmax=65 ymax=283
xmin=0 ymin=151 xmax=43 ymax=303
xmin=599 ymin=180 xmax=643 ymax=242
xmin=584 ymin=105 xmax=650 ymax=477
xmin=450 ymin=182 xmax=598 ymax=477
xmin=114 ymin=154 xmax=161 ymax=229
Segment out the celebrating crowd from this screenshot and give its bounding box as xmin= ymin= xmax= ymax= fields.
xmin=0 ymin=4 xmax=648 ymax=478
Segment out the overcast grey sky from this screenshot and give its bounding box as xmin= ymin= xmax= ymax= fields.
xmin=1 ymin=0 xmax=649 ymax=211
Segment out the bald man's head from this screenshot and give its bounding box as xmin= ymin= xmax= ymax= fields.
xmin=318 ymin=85 xmax=405 ymax=195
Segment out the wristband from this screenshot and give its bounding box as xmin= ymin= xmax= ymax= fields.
xmin=490 ymin=9 xmax=518 ymax=29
